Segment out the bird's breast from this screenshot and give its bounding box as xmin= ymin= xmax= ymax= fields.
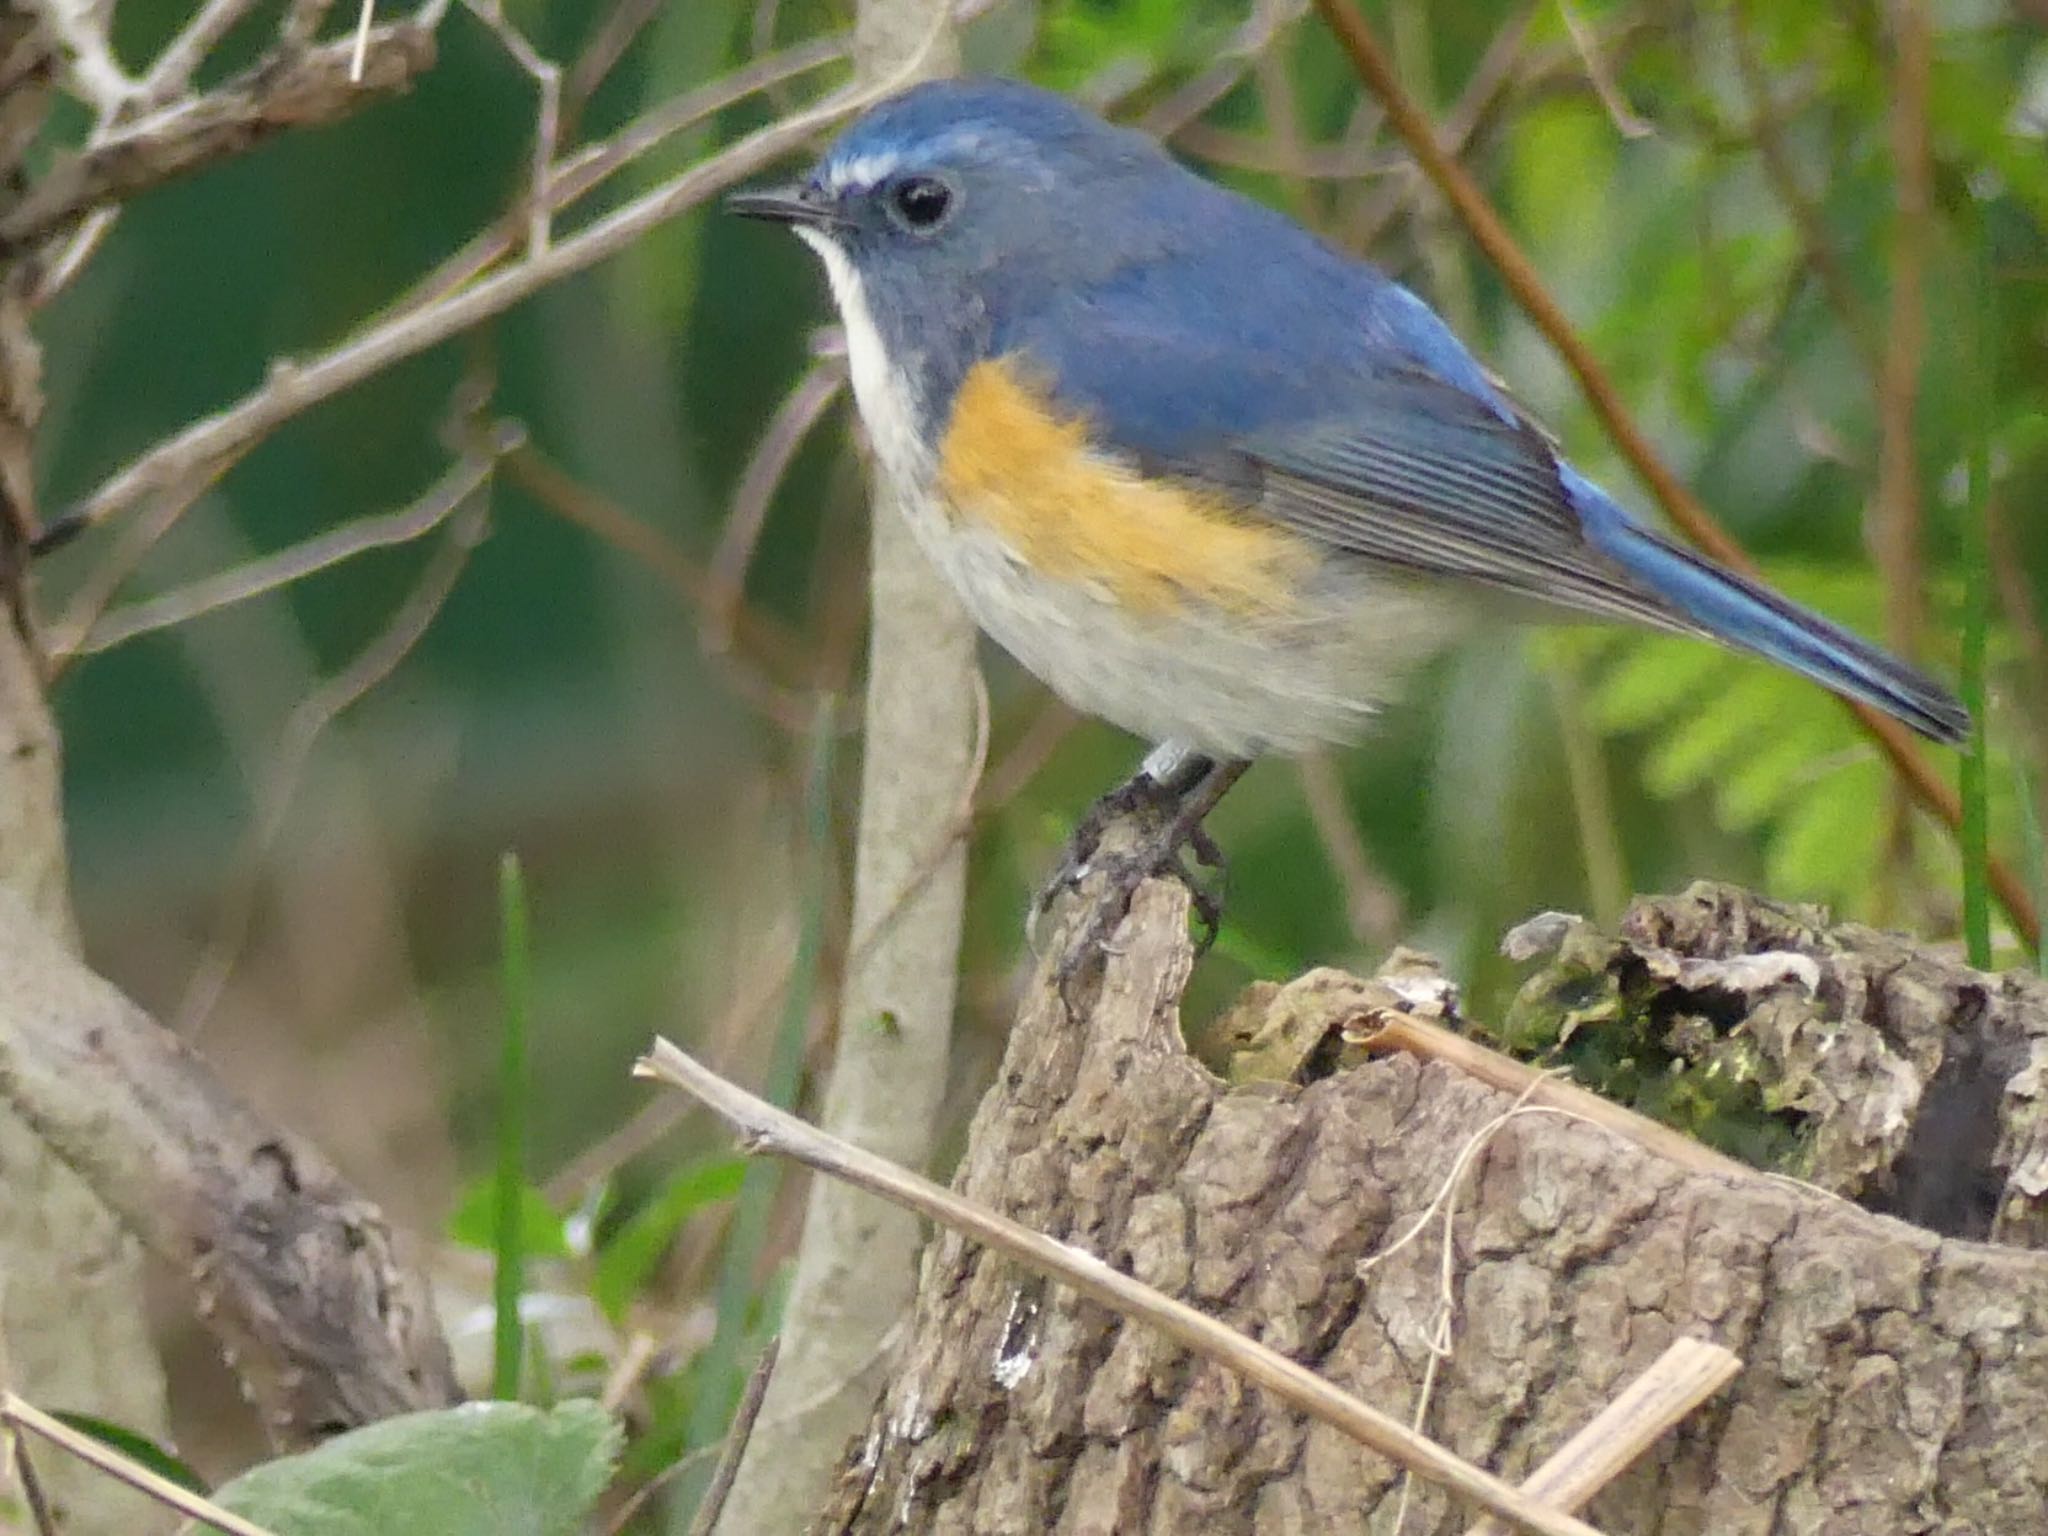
xmin=931 ymin=358 xmax=1314 ymax=618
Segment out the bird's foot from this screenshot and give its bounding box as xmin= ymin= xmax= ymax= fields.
xmin=1032 ymin=759 xmax=1246 ymax=1008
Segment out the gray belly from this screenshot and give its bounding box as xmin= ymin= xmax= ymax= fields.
xmin=890 ymin=484 xmax=1468 ymax=759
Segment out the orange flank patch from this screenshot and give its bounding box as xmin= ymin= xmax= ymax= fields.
xmin=936 ymin=358 xmax=1310 ymax=615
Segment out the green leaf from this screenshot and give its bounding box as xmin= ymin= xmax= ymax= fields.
xmin=448 ymin=1181 xmax=569 ymax=1262
xmin=1713 ymin=709 xmax=1839 ymax=830
xmin=51 ymin=1412 xmax=205 ymax=1495
xmin=202 ymin=1401 xmax=620 ymax=1536
xmin=1641 ymin=665 xmax=1796 ymax=800
xmin=1765 ymin=757 xmax=1887 ymax=901
xmin=1588 ymin=634 xmax=1725 ymax=733
xmin=593 ymin=1155 xmax=748 ymax=1322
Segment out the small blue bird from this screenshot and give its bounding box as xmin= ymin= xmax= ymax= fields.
xmin=732 ymin=78 xmax=1965 ymax=932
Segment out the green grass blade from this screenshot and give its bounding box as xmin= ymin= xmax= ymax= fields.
xmin=494 ymin=852 xmax=533 ymax=1401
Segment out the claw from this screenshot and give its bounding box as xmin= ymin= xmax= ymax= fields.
xmin=1034 ymin=757 xmax=1249 ymax=1002
xmin=1027 ymin=771 xmax=1179 ymax=952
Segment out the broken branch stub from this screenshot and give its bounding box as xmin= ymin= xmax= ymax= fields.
xmin=820 ymin=879 xmax=2048 ymax=1533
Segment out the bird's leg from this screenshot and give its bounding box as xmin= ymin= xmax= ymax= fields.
xmin=1034 ymin=748 xmax=1251 ymax=1003
xmin=1031 ymin=744 xmax=1209 ymax=939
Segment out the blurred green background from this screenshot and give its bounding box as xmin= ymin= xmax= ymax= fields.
xmin=27 ymin=0 xmax=2048 ymax=1491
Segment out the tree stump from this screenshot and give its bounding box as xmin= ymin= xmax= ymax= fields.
xmin=816 ymin=882 xmax=2048 ymax=1534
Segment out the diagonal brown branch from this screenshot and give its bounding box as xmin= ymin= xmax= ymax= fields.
xmin=1309 ymin=0 xmax=2038 ymax=952
xmin=0 ymin=892 xmax=461 ymax=1441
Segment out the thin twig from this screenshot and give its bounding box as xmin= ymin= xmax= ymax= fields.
xmin=1309 ymin=0 xmax=2039 ymax=951
xmin=1175 ymin=122 xmax=1390 ymax=179
xmin=176 ymin=478 xmax=495 ymax=1032
xmin=34 ymin=0 xmax=138 ymax=114
xmin=350 ymin=0 xmax=376 ymax=81
xmin=597 ymin=1330 xmax=660 ymax=1414
xmin=0 ymin=1393 xmax=278 ymax=1536
xmin=704 ymin=360 xmax=846 ymax=656
xmin=44 ymin=458 xmax=241 ymax=682
xmin=502 ymin=444 xmax=828 ymax=734
xmin=1555 ymin=0 xmax=1651 ymax=138
xmin=56 ymin=447 xmax=499 ymax=660
xmin=635 ymin=1035 xmax=1607 ymax=1536
xmin=4 ymin=21 xmax=435 ymax=258
xmin=1346 ymin=1006 xmax=1755 ymax=1183
xmin=142 ymin=0 xmax=265 ymax=101
xmin=281 ymin=0 xmax=342 ymax=51
xmin=684 ymin=1339 xmax=780 ymax=1536
xmin=1131 ymin=0 xmax=1307 ymax=135
xmin=564 ymin=0 xmax=671 ymax=129
xmin=44 ymin=49 xmax=943 ymax=548
xmin=1462 ymin=1337 xmax=1741 ymax=1536
xmin=5 ymin=1421 xmax=59 ymax=1536
xmin=387 ymin=31 xmax=847 ymax=324
xmin=1295 ymin=752 xmax=1403 ymax=949
xmin=544 ymin=691 xmax=1064 ymax=1206
xmin=1729 ymin=4 xmax=1881 ymax=374
xmin=464 ymin=0 xmax=559 ymax=255
xmin=1340 ymin=1 xmax=1537 ymax=252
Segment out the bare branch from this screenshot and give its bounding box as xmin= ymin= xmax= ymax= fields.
xmin=175 ymin=464 xmax=498 ymax=1032
xmin=140 ymin=0 xmax=267 ymax=102
xmin=0 ymin=892 xmax=461 ymax=1440
xmin=42 ymin=54 xmax=938 ymax=549
xmin=682 ymin=1341 xmax=779 ymax=1536
xmin=462 ymin=1 xmax=560 ymax=255
xmin=1 ymin=22 xmax=438 ymax=258
xmin=55 ymin=446 xmax=491 ymax=659
xmin=703 ymin=359 xmax=845 ymax=656
xmin=32 ymin=0 xmax=137 ymax=116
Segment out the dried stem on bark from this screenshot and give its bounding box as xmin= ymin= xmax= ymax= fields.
xmin=811 ymin=877 xmax=2048 ymax=1533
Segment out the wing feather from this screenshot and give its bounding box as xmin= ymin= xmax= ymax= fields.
xmin=1239 ymin=373 xmax=1701 ymax=633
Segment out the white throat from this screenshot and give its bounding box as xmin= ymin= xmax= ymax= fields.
xmin=797 ymin=230 xmax=930 ymax=486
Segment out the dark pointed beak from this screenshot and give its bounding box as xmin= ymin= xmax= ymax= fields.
xmin=725 ymin=183 xmax=847 ymax=230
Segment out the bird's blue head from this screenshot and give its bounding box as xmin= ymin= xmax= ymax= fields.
xmin=729 ymin=79 xmax=1202 ymax=446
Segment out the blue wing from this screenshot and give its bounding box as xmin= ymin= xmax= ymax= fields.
xmin=994 ymin=266 xmax=1697 ymax=632
xmin=991 ymin=241 xmax=1967 ymax=744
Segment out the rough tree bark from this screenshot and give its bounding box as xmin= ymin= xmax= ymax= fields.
xmin=817 ymin=882 xmax=2048 ymax=1534
xmin=0 ymin=15 xmax=170 ymax=1531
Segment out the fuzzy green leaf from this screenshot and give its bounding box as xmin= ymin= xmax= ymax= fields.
xmin=202 ymin=1401 xmax=619 ymax=1536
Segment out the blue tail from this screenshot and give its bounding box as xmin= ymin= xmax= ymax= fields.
xmin=1573 ymin=477 xmax=1969 ymax=746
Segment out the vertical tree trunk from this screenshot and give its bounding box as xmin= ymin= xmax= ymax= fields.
xmin=711 ymin=3 xmax=975 ymax=1530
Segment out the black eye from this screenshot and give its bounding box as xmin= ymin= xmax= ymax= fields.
xmin=889 ymin=176 xmax=954 ymax=232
